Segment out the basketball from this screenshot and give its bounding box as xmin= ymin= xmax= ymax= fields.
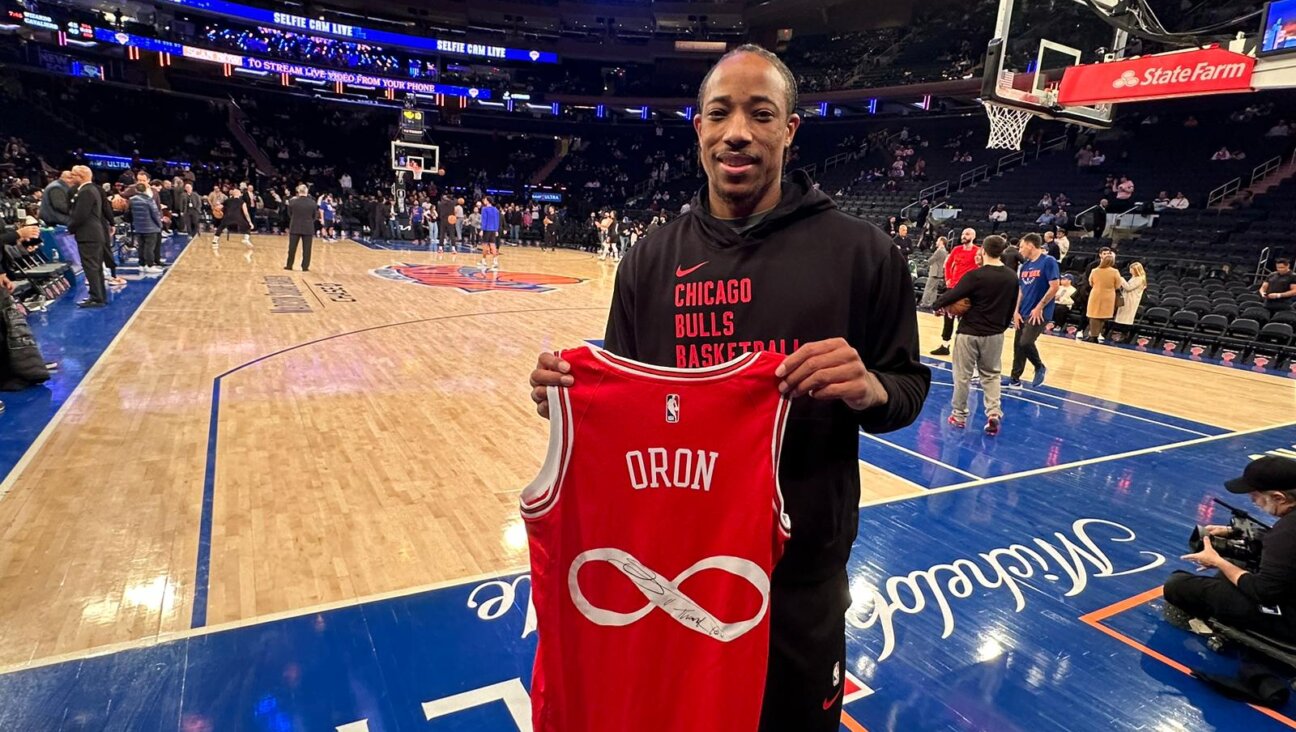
xmin=946 ymin=297 xmax=972 ymax=317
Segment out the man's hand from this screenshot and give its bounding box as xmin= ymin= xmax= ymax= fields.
xmin=1028 ymin=306 xmax=1045 ymax=325
xmin=0 ymin=274 xmax=13 ymax=293
xmin=1203 ymin=525 xmax=1232 ymax=537
xmin=1013 ymin=311 xmax=1023 ymax=329
xmin=1181 ymin=537 xmax=1222 ymax=570
xmin=529 ymin=351 xmax=574 ymax=419
xmin=775 ymin=338 xmax=889 ymax=411
xmin=16 ymin=225 xmax=40 ymax=241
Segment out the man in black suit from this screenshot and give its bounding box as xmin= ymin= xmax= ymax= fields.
xmin=284 ymin=184 xmax=320 ymax=272
xmin=175 ymin=182 xmax=202 ymax=235
xmin=68 ymin=165 xmax=108 ymax=308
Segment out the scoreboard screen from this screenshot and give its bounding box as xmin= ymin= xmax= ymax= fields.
xmin=399 ymin=108 xmax=425 ymax=141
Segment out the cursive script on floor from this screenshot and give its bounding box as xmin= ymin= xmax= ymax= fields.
xmin=846 ymin=518 xmax=1166 ymax=662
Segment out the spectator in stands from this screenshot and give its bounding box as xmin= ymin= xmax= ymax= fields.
xmin=893 ymin=224 xmax=913 ymax=257
xmin=988 ymin=204 xmax=1008 ymax=232
xmin=129 ymin=183 xmax=163 ymax=275
xmin=1168 ymin=191 xmax=1190 ymax=210
xmin=1038 ymin=193 xmax=1053 ymax=210
xmin=1091 ymin=149 xmax=1106 ymax=167
xmin=1093 ymin=198 xmax=1110 ymax=238
xmin=1035 ymin=209 xmax=1057 ymax=229
xmin=68 ymin=166 xmax=107 ymax=308
xmin=1231 ymin=148 xmax=1248 ymax=161
xmin=38 ymin=171 xmax=74 ymax=227
xmin=1153 ymin=191 xmax=1171 ymax=211
xmin=1114 ymin=262 xmax=1146 ymax=326
xmin=1086 ymin=249 xmax=1121 ymax=342
xmin=1266 ymin=120 xmax=1291 ymax=138
xmin=1075 ymin=145 xmax=1094 ymax=169
xmin=1211 ymin=146 xmax=1232 ymax=161
xmin=920 ymin=236 xmax=948 ymax=310
xmin=1115 ymin=176 xmax=1134 ymax=201
xmin=1184 ymin=115 xmax=1199 ymax=128
xmin=1261 ymin=259 xmax=1296 ymax=312
xmin=1053 ymin=275 xmax=1077 ymax=332
xmin=1054 ymin=230 xmax=1071 ymax=263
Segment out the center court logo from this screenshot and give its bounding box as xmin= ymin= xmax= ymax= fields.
xmin=371 ymin=263 xmax=584 ymax=293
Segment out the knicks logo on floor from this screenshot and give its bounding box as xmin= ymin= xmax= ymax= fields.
xmin=371 ymin=264 xmax=584 ymax=293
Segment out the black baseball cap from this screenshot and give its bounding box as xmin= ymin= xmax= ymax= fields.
xmin=1225 ymin=456 xmax=1296 ymax=494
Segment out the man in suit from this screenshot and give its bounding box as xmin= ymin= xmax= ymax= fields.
xmin=68 ymin=166 xmax=107 ymax=308
xmin=129 ymin=183 xmax=163 ymax=274
xmin=284 ymin=184 xmax=320 ymax=272
xmin=175 ymin=182 xmax=202 ymax=235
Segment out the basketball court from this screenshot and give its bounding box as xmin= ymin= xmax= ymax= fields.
xmin=0 ymin=231 xmax=1290 ymax=730
xmin=4 ymin=0 xmax=1296 ymax=728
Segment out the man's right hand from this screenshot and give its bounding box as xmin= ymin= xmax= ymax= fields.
xmin=17 ymin=225 xmax=40 ymax=240
xmin=1204 ymin=525 xmax=1232 ymax=537
xmin=529 ymin=351 xmax=574 ymax=419
xmin=1012 ymin=311 xmax=1023 ymax=329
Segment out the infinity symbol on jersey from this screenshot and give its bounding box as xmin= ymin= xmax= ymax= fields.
xmin=567 ymin=547 xmax=769 ymax=642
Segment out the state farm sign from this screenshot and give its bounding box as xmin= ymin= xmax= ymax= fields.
xmin=1058 ymin=48 xmax=1255 ymax=106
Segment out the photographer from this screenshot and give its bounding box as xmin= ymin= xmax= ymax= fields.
xmin=1167 ymin=457 xmax=1296 ymax=641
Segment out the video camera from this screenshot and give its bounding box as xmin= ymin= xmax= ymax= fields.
xmin=1188 ymin=498 xmax=1270 ymax=573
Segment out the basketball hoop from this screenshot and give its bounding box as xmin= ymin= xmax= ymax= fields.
xmin=983 ymin=102 xmax=1036 ymax=151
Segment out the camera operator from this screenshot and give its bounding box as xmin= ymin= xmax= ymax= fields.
xmin=1167 ymin=457 xmax=1296 ymax=641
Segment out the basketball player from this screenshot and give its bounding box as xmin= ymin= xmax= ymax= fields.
xmin=1008 ymin=233 xmax=1060 ymax=390
xmin=931 ymin=235 xmax=1018 ymax=435
xmin=529 ymin=44 xmax=929 ymax=730
xmin=930 ymin=227 xmax=980 ymax=356
xmin=480 ymin=196 xmax=501 ymax=271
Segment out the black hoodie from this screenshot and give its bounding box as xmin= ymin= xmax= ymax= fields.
xmin=605 ymin=171 xmax=930 ymax=584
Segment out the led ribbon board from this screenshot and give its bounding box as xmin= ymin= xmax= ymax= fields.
xmin=159 ymin=0 xmax=559 ymax=64
xmin=92 ymin=28 xmax=490 ymax=98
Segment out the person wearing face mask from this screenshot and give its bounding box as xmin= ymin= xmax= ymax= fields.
xmin=1167 ymin=457 xmax=1296 ymax=642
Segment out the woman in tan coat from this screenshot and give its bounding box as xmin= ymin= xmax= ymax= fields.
xmin=1087 ymin=250 xmax=1121 ymax=342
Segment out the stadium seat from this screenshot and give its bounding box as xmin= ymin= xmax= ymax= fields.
xmin=1160 ymin=296 xmax=1185 ymax=311
xmin=1242 ymin=306 xmax=1273 ymax=324
xmin=1159 ymin=310 xmax=1199 ymax=353
xmin=1132 ymin=306 xmax=1171 ymax=348
xmin=1185 ymin=314 xmax=1229 ymax=358
xmin=1212 ymin=302 xmax=1240 ymax=319
xmin=1272 ymin=310 xmax=1296 ymax=328
xmin=1217 ymin=318 xmax=1262 ymax=365
xmin=1250 ymin=322 xmax=1296 ymax=370
xmin=1183 ymin=300 xmax=1212 ymax=316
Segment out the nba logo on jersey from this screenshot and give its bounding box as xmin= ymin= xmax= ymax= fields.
xmin=666 ymin=394 xmax=680 ymax=423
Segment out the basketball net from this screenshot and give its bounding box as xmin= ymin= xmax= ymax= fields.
xmin=983 ymin=102 xmax=1036 ymax=151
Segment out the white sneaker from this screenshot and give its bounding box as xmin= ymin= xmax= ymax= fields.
xmin=211 ymin=236 xmax=220 ymax=245
xmin=243 ymin=237 xmax=253 ymax=248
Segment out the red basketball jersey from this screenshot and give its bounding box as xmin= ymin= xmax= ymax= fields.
xmin=522 ymin=345 xmax=792 ymax=732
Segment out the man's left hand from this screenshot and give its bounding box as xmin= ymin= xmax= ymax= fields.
xmin=1181 ymin=538 xmax=1222 ymax=570
xmin=775 ymin=338 xmax=889 ymax=411
xmin=1029 ymin=307 xmax=1045 ymax=325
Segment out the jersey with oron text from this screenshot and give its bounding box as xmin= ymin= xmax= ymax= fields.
xmin=521 ymin=344 xmax=792 ymax=731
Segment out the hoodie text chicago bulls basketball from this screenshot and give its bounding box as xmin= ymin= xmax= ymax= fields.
xmin=604 ymin=170 xmax=930 ymax=584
